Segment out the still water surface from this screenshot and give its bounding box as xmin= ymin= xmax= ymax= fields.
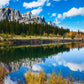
xmin=0 ymin=43 xmax=84 ymax=84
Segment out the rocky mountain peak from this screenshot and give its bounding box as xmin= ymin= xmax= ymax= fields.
xmin=20 ymin=11 xmax=45 ymax=24
xmin=5 ymin=6 xmax=11 ymax=9
xmin=0 ymin=6 xmax=22 ymax=21
xmin=26 ymin=11 xmax=32 ymax=15
xmin=0 ymin=7 xmax=56 ymax=26
xmin=22 ymin=11 xmax=33 ymax=19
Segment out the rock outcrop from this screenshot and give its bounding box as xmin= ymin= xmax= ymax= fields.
xmin=0 ymin=6 xmax=22 ymax=21
xmin=20 ymin=11 xmax=45 ymax=24
xmin=47 ymin=21 xmax=56 ymax=26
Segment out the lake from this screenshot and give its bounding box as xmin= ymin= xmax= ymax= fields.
xmin=0 ymin=43 xmax=84 ymax=84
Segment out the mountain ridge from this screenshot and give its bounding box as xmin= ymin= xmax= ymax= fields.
xmin=0 ymin=6 xmax=56 ymax=26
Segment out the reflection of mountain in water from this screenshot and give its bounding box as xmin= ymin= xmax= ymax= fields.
xmin=1 ymin=58 xmax=45 ymax=72
xmin=0 ymin=44 xmax=70 ymax=72
xmin=0 ymin=43 xmax=84 ymax=73
xmin=1 ymin=43 xmax=84 ymax=83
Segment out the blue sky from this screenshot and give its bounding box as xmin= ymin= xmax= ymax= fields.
xmin=0 ymin=0 xmax=84 ymax=31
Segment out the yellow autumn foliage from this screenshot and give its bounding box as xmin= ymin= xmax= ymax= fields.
xmin=0 ymin=64 xmax=9 ymax=81
xmin=25 ymin=71 xmax=73 ymax=84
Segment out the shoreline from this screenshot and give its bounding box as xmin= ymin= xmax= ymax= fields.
xmin=0 ymin=38 xmax=83 ymax=46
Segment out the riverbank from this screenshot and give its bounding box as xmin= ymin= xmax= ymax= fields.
xmin=0 ymin=36 xmax=83 ymax=46
xmin=0 ymin=34 xmax=83 ymax=40
xmin=9 ymin=39 xmax=82 ymax=46
xmin=0 ymin=39 xmax=82 ymax=46
xmin=0 ymin=34 xmax=83 ymax=46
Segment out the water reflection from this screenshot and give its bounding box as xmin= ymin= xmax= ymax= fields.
xmin=0 ymin=43 xmax=84 ymax=83
xmin=4 ymin=76 xmax=17 ymax=84
xmin=36 ymin=47 xmax=84 ymax=80
xmin=4 ymin=67 xmax=28 ymax=84
xmin=0 ymin=44 xmax=69 ymax=64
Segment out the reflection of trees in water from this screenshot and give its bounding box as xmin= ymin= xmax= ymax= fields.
xmin=0 ymin=44 xmax=70 ymax=64
xmin=66 ymin=42 xmax=84 ymax=49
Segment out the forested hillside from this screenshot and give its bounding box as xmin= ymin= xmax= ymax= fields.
xmin=0 ymin=19 xmax=70 ymax=36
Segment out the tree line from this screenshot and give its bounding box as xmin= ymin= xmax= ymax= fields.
xmin=0 ymin=19 xmax=70 ymax=36
xmin=0 ymin=44 xmax=69 ymax=64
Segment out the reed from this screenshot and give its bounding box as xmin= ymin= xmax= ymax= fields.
xmin=0 ymin=64 xmax=9 ymax=81
xmin=25 ymin=71 xmax=73 ymax=84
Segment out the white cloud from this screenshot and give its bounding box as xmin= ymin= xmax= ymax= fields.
xmin=4 ymin=76 xmax=17 ymax=84
xmin=0 ymin=0 xmax=10 ymax=8
xmin=54 ymin=18 xmax=61 ymax=24
xmin=23 ymin=0 xmax=47 ymax=8
xmin=46 ymin=2 xmax=51 ymax=6
xmin=31 ymin=7 xmax=42 ymax=15
xmin=54 ymin=15 xmax=62 ymax=24
xmin=52 ymin=63 xmax=57 ymax=66
xmin=32 ymin=64 xmax=42 ymax=71
xmin=63 ymin=7 xmax=84 ymax=19
xmin=52 ymin=48 xmax=84 ymax=72
xmin=80 ymin=29 xmax=84 ymax=33
xmin=52 ymin=55 xmax=84 ymax=72
xmin=51 ymin=13 xmax=56 ymax=17
xmin=54 ymin=14 xmax=62 ymax=24
xmin=64 ymin=62 xmax=84 ymax=72
xmin=54 ymin=7 xmax=84 ymax=24
xmin=57 ymin=14 xmax=62 ymax=19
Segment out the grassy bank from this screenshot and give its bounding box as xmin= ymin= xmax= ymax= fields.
xmin=25 ymin=71 xmax=74 ymax=84
xmin=0 ymin=34 xmax=82 ymax=40
xmin=0 ymin=34 xmax=82 ymax=46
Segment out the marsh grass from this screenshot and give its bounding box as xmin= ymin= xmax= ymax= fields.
xmin=25 ymin=71 xmax=46 ymax=84
xmin=25 ymin=71 xmax=73 ymax=84
xmin=0 ymin=64 xmax=9 ymax=81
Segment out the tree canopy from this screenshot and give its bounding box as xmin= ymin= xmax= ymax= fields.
xmin=0 ymin=19 xmax=70 ymax=36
